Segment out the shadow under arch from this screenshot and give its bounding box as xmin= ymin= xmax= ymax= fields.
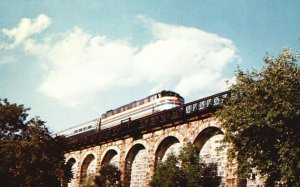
xmin=65 ymin=158 xmax=76 ymax=187
xmin=124 ymin=143 xmax=146 ymax=187
xmin=154 ymin=136 xmax=180 ymax=169
xmin=66 ymin=157 xmax=76 ymax=170
xmin=193 ymin=126 xmax=224 ymax=154
xmin=101 ymin=149 xmax=118 ymax=166
xmin=67 ymin=157 xmax=76 ymax=164
xmin=80 ymin=154 xmax=96 ymax=185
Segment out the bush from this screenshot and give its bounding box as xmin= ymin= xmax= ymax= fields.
xmin=151 ymin=143 xmax=221 ymax=187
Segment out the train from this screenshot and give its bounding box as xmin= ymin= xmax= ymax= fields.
xmin=55 ymin=90 xmax=184 ymax=138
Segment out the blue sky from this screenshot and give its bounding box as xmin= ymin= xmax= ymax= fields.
xmin=0 ymin=1 xmax=299 ymax=132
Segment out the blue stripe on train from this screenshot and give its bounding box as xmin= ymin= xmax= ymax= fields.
xmin=101 ymin=102 xmax=180 ymax=127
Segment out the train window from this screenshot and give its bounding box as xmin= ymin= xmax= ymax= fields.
xmin=88 ymin=125 xmax=92 ymax=129
xmin=83 ymin=127 xmax=87 ymax=130
xmin=79 ymin=129 xmax=82 ymax=132
xmin=75 ymin=130 xmax=78 ymax=133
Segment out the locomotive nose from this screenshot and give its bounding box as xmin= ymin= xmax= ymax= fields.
xmin=170 ymin=99 xmax=183 ymax=105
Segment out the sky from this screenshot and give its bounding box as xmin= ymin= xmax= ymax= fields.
xmin=0 ymin=1 xmax=299 ymax=132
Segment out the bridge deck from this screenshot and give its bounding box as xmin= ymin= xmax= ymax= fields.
xmin=66 ymin=91 xmax=230 ymax=151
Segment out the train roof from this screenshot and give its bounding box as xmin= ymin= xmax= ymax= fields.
xmin=54 ymin=118 xmax=99 ymax=135
xmin=103 ymin=90 xmax=183 ymax=115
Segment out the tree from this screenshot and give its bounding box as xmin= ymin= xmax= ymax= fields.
xmin=201 ymin=163 xmax=222 ymax=187
xmin=178 ymin=143 xmax=203 ymax=187
xmin=0 ymin=98 xmax=71 ymax=187
xmin=95 ymin=163 xmax=122 ymax=187
xmin=150 ymin=153 xmax=186 ymax=187
xmin=179 ymin=143 xmax=221 ymax=187
xmin=151 ymin=143 xmax=221 ymax=187
xmin=215 ymin=48 xmax=300 ymax=185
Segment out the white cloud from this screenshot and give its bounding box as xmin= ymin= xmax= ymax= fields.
xmin=134 ymin=17 xmax=236 ymax=97
xmin=9 ymin=15 xmax=236 ymax=106
xmin=1 ymin=14 xmax=51 ymax=49
xmin=27 ymin=27 xmax=137 ymax=106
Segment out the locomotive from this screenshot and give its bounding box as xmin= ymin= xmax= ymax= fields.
xmin=55 ymin=90 xmax=184 ymax=138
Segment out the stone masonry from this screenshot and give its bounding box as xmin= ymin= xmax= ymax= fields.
xmin=64 ymin=116 xmax=239 ymax=187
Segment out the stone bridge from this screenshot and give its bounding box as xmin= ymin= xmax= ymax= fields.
xmin=64 ymin=92 xmax=241 ymax=187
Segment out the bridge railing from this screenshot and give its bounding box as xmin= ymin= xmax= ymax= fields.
xmin=66 ymin=91 xmax=230 ymax=151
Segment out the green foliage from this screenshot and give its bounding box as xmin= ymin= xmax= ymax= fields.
xmin=95 ymin=163 xmax=122 ymax=187
xmin=150 ymin=153 xmax=186 ymax=187
xmin=216 ymin=48 xmax=300 ymax=185
xmin=0 ymin=98 xmax=71 ymax=187
xmin=151 ymin=143 xmax=221 ymax=187
xmin=201 ymin=163 xmax=222 ymax=187
xmin=0 ymin=98 xmax=28 ymax=139
xmin=179 ymin=143 xmax=202 ymax=187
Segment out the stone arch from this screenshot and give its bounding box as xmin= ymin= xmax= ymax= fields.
xmin=155 ymin=130 xmax=185 ymax=148
xmin=124 ymin=143 xmax=148 ymax=187
xmin=154 ymin=136 xmax=181 ymax=168
xmin=101 ymin=147 xmax=120 ymax=167
xmin=124 ymin=139 xmax=148 ymax=157
xmin=193 ymin=126 xmax=223 ymax=151
xmin=193 ymin=126 xmax=227 ymax=186
xmin=65 ymin=153 xmax=79 ymax=163
xmin=80 ymin=153 xmax=97 ymax=185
